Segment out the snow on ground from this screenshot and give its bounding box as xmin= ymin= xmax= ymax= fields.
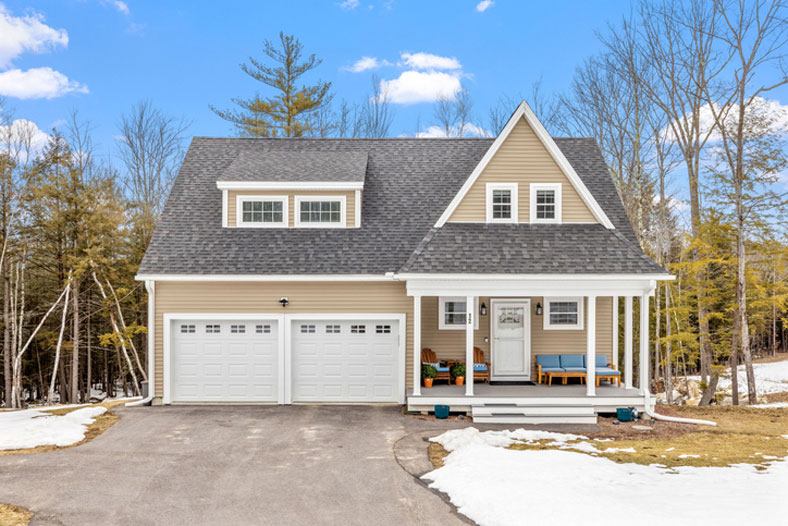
xmin=0 ymin=406 xmax=106 ymax=450
xmin=691 ymin=358 xmax=788 ymax=396
xmin=423 ymin=428 xmax=788 ymax=526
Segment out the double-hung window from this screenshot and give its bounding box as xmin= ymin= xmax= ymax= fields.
xmin=529 ymin=183 xmax=562 ymax=223
xmin=485 ymin=183 xmax=518 ymax=223
xmin=438 ymin=297 xmax=480 ymax=330
xmin=543 ymin=297 xmax=584 ymax=330
xmin=237 ymin=196 xmax=288 ymax=227
xmin=295 ymin=196 xmax=346 ymax=227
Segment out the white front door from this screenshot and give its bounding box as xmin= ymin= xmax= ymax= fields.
xmin=490 ymin=299 xmax=531 ymax=381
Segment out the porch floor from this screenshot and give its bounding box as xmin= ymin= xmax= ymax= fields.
xmin=410 ymin=382 xmax=640 ymax=398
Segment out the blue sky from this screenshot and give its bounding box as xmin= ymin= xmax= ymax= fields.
xmin=0 ymin=0 xmax=644 ymax=150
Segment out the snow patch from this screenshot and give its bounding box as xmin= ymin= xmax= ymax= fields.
xmin=0 ymin=406 xmax=106 ymax=450
xmin=424 ymin=427 xmax=788 ymax=526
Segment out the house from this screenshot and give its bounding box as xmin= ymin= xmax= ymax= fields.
xmin=136 ymin=101 xmax=672 ymax=423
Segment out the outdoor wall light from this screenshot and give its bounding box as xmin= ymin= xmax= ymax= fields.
xmin=279 ymin=297 xmax=289 ymax=308
xmin=480 ymin=302 xmax=487 ymax=316
xmin=535 ymin=302 xmax=543 ymax=316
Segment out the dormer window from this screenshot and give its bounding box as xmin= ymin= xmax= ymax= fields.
xmin=485 ymin=183 xmax=518 ymax=223
xmin=294 ymin=196 xmax=346 ymax=228
xmin=530 ymin=183 xmax=562 ymax=223
xmin=237 ymin=196 xmax=288 ymax=227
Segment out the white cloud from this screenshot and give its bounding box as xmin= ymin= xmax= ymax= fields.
xmin=400 ymin=52 xmax=461 ymax=71
xmin=338 ymin=0 xmax=360 ymax=9
xmin=0 ymin=118 xmax=50 ymax=158
xmin=379 ymin=70 xmax=462 ymax=105
xmin=0 ymin=67 xmax=88 ymax=99
xmin=343 ymin=56 xmax=391 ymax=73
xmin=475 ymin=0 xmax=495 ymax=12
xmin=0 ymin=5 xmax=68 ymax=68
xmin=416 ymin=122 xmax=489 ymax=138
xmin=109 ymin=1 xmax=130 ymax=15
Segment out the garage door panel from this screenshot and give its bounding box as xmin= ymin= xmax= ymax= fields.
xmin=171 ymin=319 xmax=279 ymax=403
xmin=291 ymin=319 xmax=399 ymax=403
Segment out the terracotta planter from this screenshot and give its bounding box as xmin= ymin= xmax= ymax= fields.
xmin=455 ymin=376 xmax=465 ymax=386
xmin=423 ymin=378 xmax=434 ymax=388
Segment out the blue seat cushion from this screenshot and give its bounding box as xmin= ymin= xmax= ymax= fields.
xmin=536 ymin=355 xmax=561 ymax=368
xmin=540 ymin=367 xmax=564 ymax=373
xmin=425 ymin=362 xmax=449 ymax=372
xmin=596 ymin=368 xmax=621 ymax=376
xmin=560 ymin=355 xmax=584 ymax=368
xmin=583 ymin=355 xmax=609 ymax=368
xmin=473 ymin=364 xmax=488 ymax=371
xmin=562 ymin=367 xmax=587 ymax=373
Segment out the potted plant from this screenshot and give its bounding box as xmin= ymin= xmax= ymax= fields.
xmin=421 ymin=364 xmax=437 ymax=388
xmin=451 ymin=363 xmax=466 ymax=386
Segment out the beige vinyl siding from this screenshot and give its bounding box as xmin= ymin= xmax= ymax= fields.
xmin=448 ymin=118 xmax=596 ymax=223
xmin=153 ymin=281 xmax=411 ymax=397
xmin=227 ymin=190 xmax=357 ymax=227
xmin=422 ymin=296 xmax=613 ymax=378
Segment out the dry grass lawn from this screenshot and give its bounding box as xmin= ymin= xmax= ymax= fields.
xmin=0 ymin=399 xmax=129 ymax=457
xmin=429 ymin=406 xmax=788 ymax=470
xmin=0 ymin=504 xmax=32 ymax=526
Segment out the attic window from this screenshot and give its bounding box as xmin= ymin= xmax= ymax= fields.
xmin=237 ymin=196 xmax=287 ymax=227
xmin=294 ymin=196 xmax=346 ymax=228
xmin=530 ymin=183 xmax=562 ymax=223
xmin=485 ymin=183 xmax=518 ymax=223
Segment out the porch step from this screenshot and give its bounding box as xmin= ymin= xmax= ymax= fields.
xmin=471 ymin=403 xmax=598 ymax=425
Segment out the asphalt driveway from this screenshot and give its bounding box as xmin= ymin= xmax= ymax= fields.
xmin=0 ymin=405 xmax=467 ymax=526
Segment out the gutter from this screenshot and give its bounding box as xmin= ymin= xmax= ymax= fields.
xmin=126 ymin=280 xmax=155 ymax=407
xmin=643 ymin=391 xmax=716 ymax=427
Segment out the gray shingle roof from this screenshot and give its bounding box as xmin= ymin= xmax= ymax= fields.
xmin=138 ymin=136 xmax=666 ymax=276
xmin=217 ymin=150 xmax=368 ymax=183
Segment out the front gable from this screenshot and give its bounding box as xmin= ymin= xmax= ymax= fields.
xmin=436 ymin=102 xmax=613 ymax=228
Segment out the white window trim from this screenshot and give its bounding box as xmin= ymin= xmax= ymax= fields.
xmin=294 ymin=195 xmax=347 ymax=228
xmin=530 ymin=183 xmax=562 ymax=224
xmin=236 ymin=195 xmax=288 ymax=228
xmin=543 ymin=296 xmax=584 ymax=330
xmin=438 ymin=296 xmax=480 ymax=330
xmin=485 ymin=183 xmax=518 ymax=223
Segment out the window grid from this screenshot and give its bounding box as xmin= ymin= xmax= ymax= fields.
xmin=325 ymin=324 xmax=341 ymax=334
xmin=444 ymin=301 xmax=467 ymax=326
xmin=230 ymin=324 xmax=246 ymax=334
xmin=536 ymin=190 xmax=556 ymax=219
xmin=299 ymin=200 xmax=341 ymax=223
xmin=300 ymin=324 xmax=316 ymax=334
xmin=180 ymin=324 xmax=195 ymax=334
xmin=242 ymin=200 xmax=283 ymax=224
xmin=375 ymin=324 xmax=391 ymax=334
xmin=492 ymin=189 xmax=512 ymax=219
xmin=350 ymin=324 xmax=366 ymax=334
xmin=549 ymin=301 xmax=579 ymax=325
xmin=205 ymin=324 xmax=221 ymax=334
xmin=255 ymin=324 xmax=271 ymax=334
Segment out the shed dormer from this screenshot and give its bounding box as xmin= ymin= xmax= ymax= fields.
xmin=217 ymin=150 xmax=367 ymax=229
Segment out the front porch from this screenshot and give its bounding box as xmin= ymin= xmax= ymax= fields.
xmin=404 ymin=275 xmax=662 ymax=423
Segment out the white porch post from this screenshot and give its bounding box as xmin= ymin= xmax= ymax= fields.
xmin=624 ymin=296 xmax=634 ymax=389
xmin=586 ymin=295 xmax=596 ymax=396
xmin=640 ymin=293 xmax=650 ymax=395
xmin=413 ymin=295 xmax=421 ymax=396
xmin=612 ymin=296 xmax=619 ymax=369
xmin=465 ymin=295 xmax=474 ymax=396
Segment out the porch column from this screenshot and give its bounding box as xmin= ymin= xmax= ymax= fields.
xmin=586 ymin=295 xmax=596 ymax=396
xmin=624 ymin=296 xmax=634 ymax=389
xmin=612 ymin=296 xmax=619 ymax=369
xmin=639 ymin=293 xmax=650 ymax=395
xmin=413 ymin=295 xmax=421 ymax=396
xmin=465 ymin=295 xmax=475 ymax=396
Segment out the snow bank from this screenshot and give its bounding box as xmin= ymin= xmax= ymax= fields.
xmin=0 ymin=406 xmax=107 ymax=450
xmin=424 ymin=427 xmax=788 ymax=526
xmin=689 ymin=359 xmax=788 ymax=396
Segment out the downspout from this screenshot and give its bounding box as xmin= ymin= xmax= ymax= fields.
xmin=126 ymin=280 xmax=155 ymax=407
xmin=643 ymin=391 xmax=716 ymax=427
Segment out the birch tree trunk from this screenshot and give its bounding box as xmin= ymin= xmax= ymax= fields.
xmin=48 ymin=278 xmax=71 ymax=403
xmin=70 ymin=279 xmax=79 ymax=403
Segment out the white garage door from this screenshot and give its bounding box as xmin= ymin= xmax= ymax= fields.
xmin=291 ymin=319 xmax=400 ymax=403
xmin=171 ymin=319 xmax=279 ymax=402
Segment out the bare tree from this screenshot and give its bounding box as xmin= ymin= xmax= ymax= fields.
xmin=358 ymin=75 xmax=394 ymax=138
xmin=433 ymin=90 xmax=473 ymax=137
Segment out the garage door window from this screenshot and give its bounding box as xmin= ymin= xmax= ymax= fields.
xmin=256 ymin=324 xmax=271 ymax=334
xmin=180 ymin=324 xmax=195 ymax=334
xmin=325 ymin=324 xmax=341 ymax=334
xmin=230 ymin=324 xmax=246 ymax=334
xmin=376 ymin=324 xmax=391 ymax=334
xmin=351 ymin=324 xmax=366 ymax=334
xmin=206 ymin=324 xmax=221 ymax=334
xmin=300 ymin=324 xmax=316 ymax=334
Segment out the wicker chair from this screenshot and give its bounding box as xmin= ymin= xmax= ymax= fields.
xmin=421 ymin=348 xmax=451 ymax=384
xmin=472 ymin=347 xmax=491 ymax=383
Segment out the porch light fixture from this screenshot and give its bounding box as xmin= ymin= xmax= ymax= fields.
xmin=535 ymin=302 xmax=543 ymax=316
xmin=279 ymin=297 xmax=289 ymax=308
xmin=480 ymin=302 xmax=488 ymax=316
